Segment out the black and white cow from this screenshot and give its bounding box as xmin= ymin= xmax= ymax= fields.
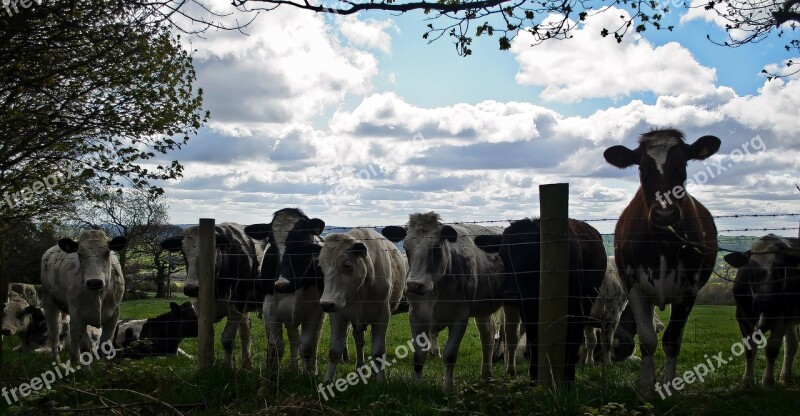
xmin=41 ymin=230 xmax=127 ymax=365
xmin=244 ymin=208 xmax=328 ymax=374
xmin=113 ymin=301 xmax=198 ymax=357
xmin=724 ymin=234 xmax=800 ymax=387
xmin=582 ymin=257 xmax=628 ymax=365
xmin=161 ymin=223 xmax=262 ymax=369
xmin=475 ymin=218 xmax=606 ymax=385
xmin=382 ymin=212 xmax=521 ymax=391
xmin=604 ymin=129 xmax=719 ymax=396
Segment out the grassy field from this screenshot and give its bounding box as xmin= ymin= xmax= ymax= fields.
xmin=1 ymin=296 xmax=799 ymax=415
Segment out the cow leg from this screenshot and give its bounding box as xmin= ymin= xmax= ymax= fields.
xmin=564 ymin=313 xmax=586 ymax=385
xmin=583 ymin=326 xmax=597 ymax=365
xmin=300 ymin=314 xmax=323 ymax=375
xmin=601 ymin=313 xmax=621 ymax=365
xmin=262 ymin=298 xmax=284 ymax=369
xmin=238 ymin=313 xmax=252 ymax=369
xmin=69 ymin=319 xmax=84 ymax=368
xmin=763 ymin=319 xmax=786 ymax=388
xmin=628 ymin=288 xmax=657 ymax=396
xmin=353 ymin=325 xmax=366 ymax=369
xmin=371 ymin=307 xmax=391 ymax=383
xmin=780 ymin=322 xmax=799 ymax=384
xmin=503 ymin=304 xmax=521 ymax=377
xmin=736 ymin=311 xmax=759 ymax=386
xmin=325 ymin=316 xmax=348 ymax=383
xmin=43 ymin=302 xmax=61 ymax=364
xmin=443 ymin=318 xmax=470 ymax=392
xmin=428 ymin=330 xmax=441 ymax=358
xmin=221 ymin=313 xmax=240 ymax=369
xmin=662 ymin=296 xmax=696 ymax=388
xmin=286 ymin=323 xmax=300 ymax=371
xmin=409 ymin=311 xmax=430 ymax=384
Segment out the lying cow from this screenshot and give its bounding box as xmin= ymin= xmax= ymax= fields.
xmin=3 ymin=295 xmax=99 ymax=354
xmin=475 ymin=218 xmax=606 ymax=385
xmin=724 ymin=234 xmax=800 ymax=387
xmin=382 ymin=212 xmax=520 ymax=391
xmin=41 ymin=230 xmax=127 ymax=365
xmin=161 ymin=223 xmax=262 ymax=369
xmin=113 ymin=301 xmax=198 ymax=357
xmin=318 ymin=228 xmax=407 ymax=383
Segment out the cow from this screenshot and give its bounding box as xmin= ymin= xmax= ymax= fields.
xmin=41 ymin=230 xmax=127 ymax=366
xmin=113 ymin=301 xmax=198 ymax=357
xmin=474 ymin=217 xmax=606 ymax=385
xmin=381 ymin=212 xmax=521 ymax=391
xmin=317 ymin=228 xmax=408 ymax=383
xmin=603 ymin=128 xmax=720 ymax=396
xmin=582 ymin=257 xmax=628 ymax=365
xmin=723 ymin=234 xmax=800 ymax=388
xmin=581 ymin=303 xmax=665 ymax=363
xmin=161 ymin=223 xmax=262 ymax=369
xmin=244 ymin=208 xmax=329 ymax=374
xmin=2 ymin=296 xmax=101 ymax=354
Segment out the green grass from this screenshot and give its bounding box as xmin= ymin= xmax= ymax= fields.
xmin=1 ymin=298 xmax=799 ymax=415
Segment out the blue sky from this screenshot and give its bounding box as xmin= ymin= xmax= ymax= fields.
xmin=156 ymin=1 xmax=799 ymax=235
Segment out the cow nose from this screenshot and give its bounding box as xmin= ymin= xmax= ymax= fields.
xmin=320 ymin=302 xmax=337 ymax=313
xmin=183 ymin=285 xmax=199 ymax=298
xmin=649 ymin=206 xmax=681 ymax=227
xmin=406 ymin=281 xmax=426 ymax=294
xmin=85 ymin=279 xmax=104 ymax=291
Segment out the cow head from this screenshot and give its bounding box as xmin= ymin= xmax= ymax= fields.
xmin=724 ymin=235 xmax=800 ymax=314
xmin=169 ymin=301 xmax=199 ymax=338
xmin=244 ymin=208 xmax=324 ymax=294
xmin=382 ymin=212 xmax=455 ymax=295
xmin=318 ymin=234 xmax=373 ymax=312
xmin=604 ymin=129 xmax=720 ymax=228
xmin=160 ymin=227 xmax=230 ymax=298
xmin=475 ymin=219 xmax=540 ymax=301
xmin=58 ymin=230 xmax=127 ymax=292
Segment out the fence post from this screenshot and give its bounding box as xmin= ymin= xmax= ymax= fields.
xmin=198 ymin=218 xmax=215 ymax=369
xmin=537 ymin=183 xmax=569 ymax=388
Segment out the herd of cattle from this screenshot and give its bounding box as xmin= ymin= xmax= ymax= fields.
xmin=3 ymin=129 xmax=799 ymax=398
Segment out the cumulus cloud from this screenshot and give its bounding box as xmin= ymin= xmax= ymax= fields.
xmin=512 ymin=7 xmax=717 ymax=102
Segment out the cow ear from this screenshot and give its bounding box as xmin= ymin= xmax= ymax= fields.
xmin=170 ymin=302 xmax=180 ymax=313
xmin=440 ymin=225 xmax=458 ymax=243
xmin=474 ymin=235 xmax=503 ymax=253
xmin=244 ymin=223 xmax=272 ymax=241
xmin=58 ymin=238 xmax=79 ymax=253
xmin=603 ymin=145 xmax=638 ymax=168
xmin=381 ymin=226 xmax=406 ymax=243
xmin=216 ymin=234 xmax=232 ymax=249
xmin=308 ymin=218 xmax=325 ymax=236
xmin=687 ymin=135 xmax=721 ymax=161
xmin=24 ymin=305 xmax=45 ymax=322
xmin=108 ymin=236 xmax=128 ymax=252
xmin=160 ymin=236 xmax=183 ymax=252
xmin=350 ymin=242 xmax=368 ymax=257
xmin=724 ymin=251 xmax=750 ymax=268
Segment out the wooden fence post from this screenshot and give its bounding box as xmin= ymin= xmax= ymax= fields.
xmin=537 ymin=183 xmax=569 ymax=388
xmin=198 ymin=218 xmax=215 ymax=369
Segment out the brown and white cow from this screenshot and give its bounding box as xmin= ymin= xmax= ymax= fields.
xmin=724 ymin=234 xmax=799 ymax=388
xmin=161 ymin=223 xmax=262 ymax=369
xmin=41 ymin=230 xmax=127 ymax=366
xmin=318 ymin=228 xmax=408 ymax=383
xmin=382 ymin=212 xmax=520 ymax=391
xmin=603 ymin=129 xmax=719 ymax=396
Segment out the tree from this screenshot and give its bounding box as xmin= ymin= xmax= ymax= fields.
xmin=219 ymin=0 xmax=797 ymax=72
xmin=134 ymin=223 xmax=185 ymax=298
xmin=0 ymin=0 xmax=208 ymax=239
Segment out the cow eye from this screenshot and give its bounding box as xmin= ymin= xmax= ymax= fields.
xmin=343 ymin=261 xmax=353 ymax=270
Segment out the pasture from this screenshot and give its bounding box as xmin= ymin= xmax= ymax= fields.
xmin=1 ymin=295 xmax=798 ymax=415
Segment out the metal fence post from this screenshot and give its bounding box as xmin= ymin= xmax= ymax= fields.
xmin=537 ymin=183 xmax=569 ymax=387
xmin=198 ymin=218 xmax=215 ymax=369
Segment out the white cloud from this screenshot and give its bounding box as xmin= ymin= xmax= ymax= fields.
xmin=337 ymin=15 xmax=397 ymax=53
xmin=512 ymin=7 xmax=717 ymax=102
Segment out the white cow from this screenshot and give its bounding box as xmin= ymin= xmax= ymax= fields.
xmin=41 ymin=230 xmax=127 ymax=365
xmin=318 ymin=228 xmax=408 ymax=383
